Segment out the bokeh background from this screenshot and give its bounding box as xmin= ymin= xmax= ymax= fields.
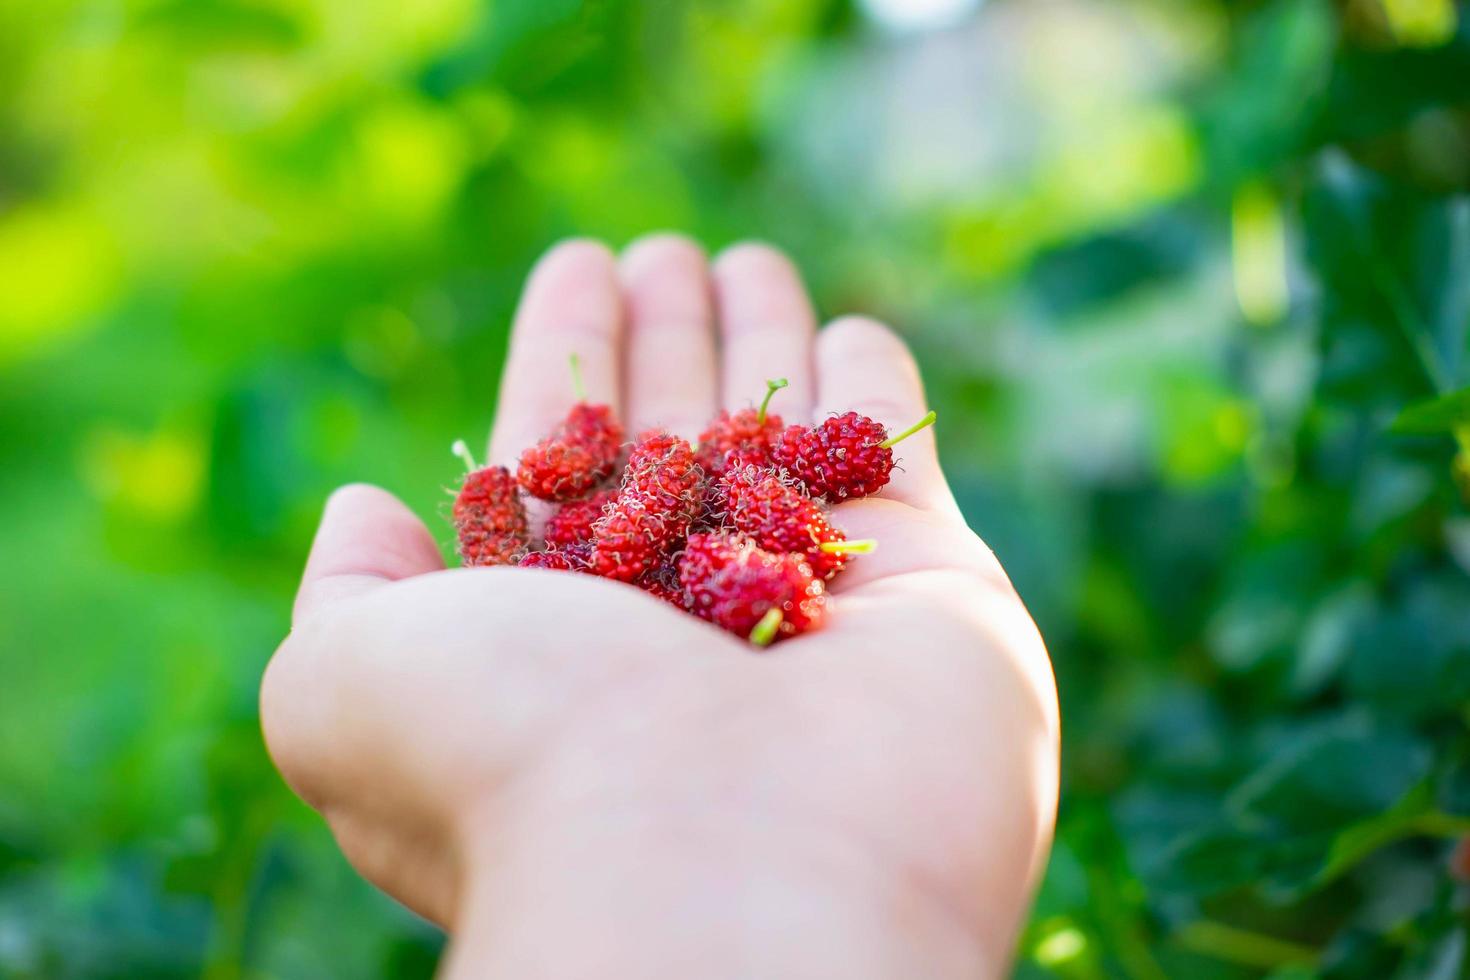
xmin=3 ymin=0 xmax=1470 ymax=976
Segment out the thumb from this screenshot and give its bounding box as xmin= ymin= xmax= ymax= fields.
xmin=293 ymin=483 xmax=446 ymax=625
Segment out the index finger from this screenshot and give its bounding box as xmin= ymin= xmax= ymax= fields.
xmin=489 ymin=240 xmax=624 ymax=465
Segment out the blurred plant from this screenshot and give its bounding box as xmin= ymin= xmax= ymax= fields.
xmin=1 ymin=0 xmax=1468 ymax=976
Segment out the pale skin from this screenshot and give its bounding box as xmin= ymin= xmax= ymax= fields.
xmin=261 ymin=237 xmax=1061 ymax=978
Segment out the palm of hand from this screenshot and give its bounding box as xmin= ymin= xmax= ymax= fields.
xmin=262 ymin=238 xmax=1058 ymax=974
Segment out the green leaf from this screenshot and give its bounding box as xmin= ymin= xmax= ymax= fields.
xmin=1172 ymin=920 xmax=1317 ymax=971
xmin=1226 ymin=718 xmax=1431 ymax=834
xmin=1304 ymin=156 xmax=1469 ymax=399
xmin=1390 ymin=387 xmax=1470 ymax=435
xmin=1345 ymin=577 xmax=1470 ymax=720
xmin=1309 ymin=782 xmax=1470 ymax=890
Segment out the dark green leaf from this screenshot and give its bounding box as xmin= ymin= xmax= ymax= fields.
xmin=1391 ymin=387 xmax=1470 ymax=435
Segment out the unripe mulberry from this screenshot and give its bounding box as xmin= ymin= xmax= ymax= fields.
xmin=771 ymin=410 xmax=935 ymax=502
xmin=677 ymin=532 xmax=826 ymax=644
xmin=453 ymin=460 xmax=528 ymax=566
xmin=696 ymin=379 xmax=788 ymax=477
xmin=637 ymin=558 xmax=687 ymax=607
xmin=544 ymin=489 xmax=616 ymax=550
xmin=517 ymin=403 xmax=624 ymax=502
xmin=719 ymin=465 xmax=853 ymax=579
xmin=590 ymin=430 xmax=704 ymax=581
xmin=518 ymin=547 xmax=591 ymax=572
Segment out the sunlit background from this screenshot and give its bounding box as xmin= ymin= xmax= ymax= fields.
xmin=3 ymin=0 xmax=1470 ymax=976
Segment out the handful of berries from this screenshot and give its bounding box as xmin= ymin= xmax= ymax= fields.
xmin=450 ymin=359 xmax=935 ymax=647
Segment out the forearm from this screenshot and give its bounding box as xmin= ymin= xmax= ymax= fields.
xmin=441 ymin=810 xmax=1004 ymax=979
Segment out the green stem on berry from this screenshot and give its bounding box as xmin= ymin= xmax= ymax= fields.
xmin=568 ymin=353 xmax=587 ymax=401
xmin=451 ymin=439 xmax=480 ymax=473
xmin=757 ymin=378 xmax=789 ymax=426
xmin=878 ymin=410 xmax=937 ymax=449
xmin=749 ymin=607 xmax=783 ymax=647
xmin=818 ymin=538 xmax=877 ymax=555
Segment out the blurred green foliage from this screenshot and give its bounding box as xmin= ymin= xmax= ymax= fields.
xmin=2 ymin=0 xmax=1470 ymax=976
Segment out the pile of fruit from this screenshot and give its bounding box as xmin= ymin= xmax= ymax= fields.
xmin=449 ymin=359 xmax=935 ymax=646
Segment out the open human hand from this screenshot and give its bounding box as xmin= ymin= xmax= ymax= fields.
xmin=261 ymin=237 xmax=1060 ymax=978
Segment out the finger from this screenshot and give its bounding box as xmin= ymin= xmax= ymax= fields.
xmin=711 ymin=242 xmax=816 ymax=421
xmin=619 ymin=233 xmax=718 ymax=438
xmin=813 ymin=316 xmax=953 ymax=513
xmin=489 ymin=240 xmax=623 ymax=465
xmin=293 ymin=484 xmax=445 ymax=625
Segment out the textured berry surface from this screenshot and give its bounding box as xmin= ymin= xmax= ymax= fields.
xmin=590 ymin=431 xmax=705 ymax=581
xmin=453 ymin=465 xmax=528 ymax=566
xmin=719 ymin=465 xmax=850 ymax=579
xmin=697 ymin=408 xmax=784 ymax=477
xmin=678 ymin=532 xmax=826 ymax=642
xmin=637 ymin=559 xmax=687 ymax=607
xmin=564 ymin=402 xmax=621 ymax=442
xmin=621 ymin=431 xmax=706 ymax=508
xmin=518 ymin=547 xmax=590 ymax=572
xmin=443 ymin=388 xmax=872 ymax=645
xmin=772 ymin=412 xmax=893 ymax=501
xmin=458 ymin=528 xmax=524 ymax=567
xmin=517 ymin=403 xmax=624 ymax=502
xmin=588 ymin=499 xmax=666 ymax=582
xmin=544 ymin=489 xmax=616 ymax=550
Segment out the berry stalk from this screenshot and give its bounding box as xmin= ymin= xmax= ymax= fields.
xmin=451 ymin=439 xmax=529 ymax=567
xmin=748 ymin=608 xmax=783 ymax=647
xmin=568 ymin=352 xmax=586 ymax=401
xmin=696 ymin=379 xmax=790 ymax=477
xmin=878 ymin=410 xmax=937 ymax=449
xmin=517 ymin=367 xmax=624 ymax=501
xmin=451 ymin=439 xmax=479 ymax=473
xmin=818 ymin=539 xmax=877 ymax=555
xmin=757 ymin=378 xmax=788 ymax=426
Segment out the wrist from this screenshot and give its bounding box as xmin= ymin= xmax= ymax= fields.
xmin=442 ymin=787 xmax=1000 ymax=979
